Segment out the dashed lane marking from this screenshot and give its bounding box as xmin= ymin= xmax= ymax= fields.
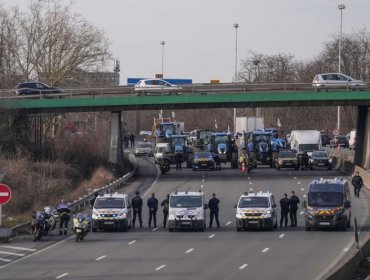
xmin=95 ymin=255 xmax=106 ymax=261
xmin=56 ymin=273 xmax=69 ymax=279
xmin=152 ymin=227 xmax=159 ymax=232
xmin=301 ymin=188 xmax=304 ymax=191
xmin=155 ymin=265 xmax=166 ymax=271
xmin=128 ymin=240 xmax=137 ymax=245
xmin=201 ymin=185 xmax=204 ymax=188
xmin=225 ymin=221 xmax=232 ymax=226
xmin=0 ymin=246 xmax=36 ymax=252
xmin=279 ymin=234 xmax=285 ymax=239
xmin=249 ymin=182 xmax=252 ymax=185
xmin=185 ymin=248 xmax=194 ymax=254
xmin=293 ymin=177 xmax=297 ymax=180
xmin=247 ymin=177 xmax=250 ymax=180
xmin=262 ymin=248 xmax=269 ymax=253
xmin=249 ymin=188 xmax=253 ymax=191
xmin=343 ymin=248 xmax=349 ymax=252
xmin=239 ymin=264 xmax=248 ymax=270
xmin=0 ymin=251 xmax=25 ymax=257
xmin=208 ymin=234 xmax=215 ymax=239
xmin=303 ymin=195 xmax=307 ymax=198
xmin=298 ymin=182 xmax=301 ymax=185
xmin=300 ymin=211 xmax=304 ymax=215
xmin=0 ymin=258 xmax=12 ymax=263
xmin=202 ymin=179 xmax=205 ymax=182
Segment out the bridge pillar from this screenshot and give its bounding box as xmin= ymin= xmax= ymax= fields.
xmin=108 ymin=111 xmax=124 ymax=171
xmin=354 ymin=106 xmax=370 ymax=169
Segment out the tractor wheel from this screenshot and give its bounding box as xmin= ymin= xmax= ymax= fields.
xmin=231 ymin=152 xmax=238 ymax=169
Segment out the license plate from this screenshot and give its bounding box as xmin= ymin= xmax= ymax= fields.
xmin=318 ymin=163 xmax=325 ymax=166
xmin=319 ymin=222 xmax=330 ymax=225
xmin=181 ymin=221 xmax=191 ymax=225
xmin=201 ymin=164 xmax=207 ymax=166
xmin=285 ymin=163 xmax=292 ymax=165
xmin=248 ymin=221 xmax=259 ymax=224
xmin=104 ymin=221 xmax=114 ymax=225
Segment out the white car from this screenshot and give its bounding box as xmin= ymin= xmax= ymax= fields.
xmin=133 ymin=79 xmax=182 ymax=96
xmin=312 ymin=73 xmax=368 ymax=91
xmin=135 ymin=142 xmax=154 ymax=157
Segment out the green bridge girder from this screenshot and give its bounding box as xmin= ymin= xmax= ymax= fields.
xmin=3 ymin=90 xmax=370 ymax=113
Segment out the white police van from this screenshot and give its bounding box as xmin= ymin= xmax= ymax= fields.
xmin=92 ymin=193 xmax=131 ymax=232
xmin=235 ymin=191 xmax=278 ymax=231
xmin=168 ymin=191 xmax=207 ymax=232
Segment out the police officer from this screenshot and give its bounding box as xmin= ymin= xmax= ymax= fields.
xmin=131 ymin=191 xmax=143 ymax=228
xmin=90 ymin=192 xmax=98 ymax=208
xmin=161 ymin=194 xmax=170 ymax=228
xmin=289 ymin=191 xmax=300 ymax=227
xmin=208 ymin=193 xmax=220 ymax=228
xmin=279 ymin=193 xmax=290 ymax=228
xmin=175 ymin=152 xmax=183 ymax=170
xmin=57 ymin=199 xmax=71 ymax=235
xmin=352 ymin=171 xmax=364 ymax=198
xmin=147 ymin=193 xmax=158 ymax=228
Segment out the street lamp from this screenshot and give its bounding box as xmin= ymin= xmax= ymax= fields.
xmin=160 ymin=41 xmax=165 ymax=77
xmin=233 ymin=23 xmax=239 ymax=131
xmin=337 ymin=4 xmax=345 ymax=131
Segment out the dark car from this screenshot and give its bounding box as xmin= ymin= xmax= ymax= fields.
xmin=275 ymin=150 xmax=299 ymax=170
xmin=309 ymin=150 xmax=332 ymax=170
xmin=192 ymin=151 xmax=215 ymax=171
xmin=330 ymin=135 xmax=349 ymax=148
xmin=320 ymin=133 xmax=331 ymax=146
xmin=15 ymin=82 xmax=64 ymax=95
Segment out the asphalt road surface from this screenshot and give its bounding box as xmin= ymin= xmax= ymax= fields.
xmin=1 ymin=157 xmax=369 ymax=280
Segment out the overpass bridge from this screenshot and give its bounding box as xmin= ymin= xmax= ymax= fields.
xmin=1 ymin=87 xmax=370 ymax=170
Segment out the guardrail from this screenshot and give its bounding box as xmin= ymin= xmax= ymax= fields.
xmin=9 ymin=152 xmax=137 ymax=239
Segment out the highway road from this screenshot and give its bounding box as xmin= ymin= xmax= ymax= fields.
xmin=0 ymin=157 xmax=369 ymax=280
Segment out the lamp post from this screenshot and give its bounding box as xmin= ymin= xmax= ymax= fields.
xmin=160 ymin=41 xmax=165 ymax=77
xmin=253 ymin=60 xmax=261 ymax=118
xmin=233 ymin=23 xmax=239 ymax=131
xmin=337 ymin=4 xmax=345 ymax=131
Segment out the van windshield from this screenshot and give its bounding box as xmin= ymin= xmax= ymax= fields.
xmin=170 ymin=196 xmax=202 ymax=208
xmin=238 ymin=197 xmax=269 ymax=208
xmin=94 ymin=198 xmax=125 ymax=208
xmin=308 ymin=192 xmax=343 ymax=207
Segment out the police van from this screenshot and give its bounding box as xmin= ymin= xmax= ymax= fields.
xmin=168 ymin=191 xmax=207 ymax=232
xmin=304 ymin=177 xmax=351 ymax=231
xmin=91 ymin=193 xmax=132 ymax=232
xmin=234 ymin=191 xmax=278 ymax=231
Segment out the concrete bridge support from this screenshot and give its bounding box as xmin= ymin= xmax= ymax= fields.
xmin=354 ymin=106 xmax=370 ymax=169
xmin=108 ymin=111 xmax=124 ymax=170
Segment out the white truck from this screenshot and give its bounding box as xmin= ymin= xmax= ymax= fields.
xmin=289 ymin=130 xmax=322 ymax=156
xmin=235 ymin=117 xmax=264 ymax=134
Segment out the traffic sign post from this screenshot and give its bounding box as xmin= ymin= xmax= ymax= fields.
xmin=0 ymin=184 xmax=11 ymax=227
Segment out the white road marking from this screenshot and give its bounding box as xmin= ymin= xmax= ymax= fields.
xmin=225 ymin=221 xmax=232 ymax=226
xmin=208 ymin=234 xmax=215 ymax=239
xmin=262 ymin=248 xmax=269 ymax=253
xmin=0 ymin=258 xmax=12 ymax=262
xmin=95 ymin=255 xmax=106 ymax=261
xmin=56 ymin=273 xmax=69 ymax=279
xmin=249 ymin=188 xmax=253 ymax=191
xmin=185 ymin=248 xmax=194 ymax=254
xmin=0 ymin=246 xmax=36 ymax=252
xmin=297 ymin=182 xmax=301 ymax=185
xmin=247 ymin=177 xmax=250 ymax=180
xmin=128 ymin=240 xmax=137 ymax=245
xmin=155 ymin=265 xmax=166 ymax=271
xmin=293 ymin=177 xmax=297 ymax=180
xmin=0 ymin=192 xmax=9 ymax=196
xmin=279 ymin=234 xmax=285 ymax=239
xmin=301 ymin=188 xmax=304 ymax=191
xmin=343 ymin=248 xmax=349 ymax=252
xmin=303 ymin=194 xmax=307 ymax=198
xmin=249 ymin=182 xmax=252 ymax=185
xmin=202 ymin=179 xmax=205 ymax=182
xmin=300 ymin=211 xmax=304 ymax=215
xmin=152 ymin=227 xmax=159 ymax=232
xmin=201 ymin=185 xmax=204 ymax=188
xmin=0 ymin=251 xmax=25 ymax=257
xmin=239 ymin=264 xmax=248 ymax=270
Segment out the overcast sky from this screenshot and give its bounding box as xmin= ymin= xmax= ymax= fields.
xmin=3 ymin=0 xmax=370 ymax=84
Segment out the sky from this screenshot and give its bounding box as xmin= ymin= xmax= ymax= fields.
xmin=2 ymin=0 xmax=370 ymax=84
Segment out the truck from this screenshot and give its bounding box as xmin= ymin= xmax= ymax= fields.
xmin=235 ymin=117 xmax=264 ymax=134
xmin=208 ymin=132 xmax=239 ymax=168
xmin=289 ymin=130 xmax=321 ymax=156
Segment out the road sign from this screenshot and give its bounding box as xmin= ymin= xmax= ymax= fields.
xmin=332 ymin=128 xmax=339 ymax=136
xmin=0 ymin=184 xmax=11 ymax=205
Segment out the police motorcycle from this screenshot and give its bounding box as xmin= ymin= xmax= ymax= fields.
xmin=72 ymin=213 xmax=91 ymax=242
xmin=43 ymin=206 xmax=58 ymax=235
xmin=159 ymin=157 xmax=171 ymax=174
xmin=31 ymin=211 xmax=47 ymax=241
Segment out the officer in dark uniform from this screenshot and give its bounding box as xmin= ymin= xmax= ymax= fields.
xmin=147 ymin=193 xmax=158 ymax=228
xmin=161 ymin=194 xmax=170 ymax=228
xmin=279 ymin=193 xmax=290 ymax=228
xmin=175 ymin=152 xmax=183 ymax=170
xmin=289 ymin=191 xmax=300 ymax=227
xmin=131 ymin=191 xmax=143 ymax=228
xmin=57 ymin=200 xmax=71 ymax=235
xmin=208 ymin=193 xmax=220 ymax=228
xmin=352 ymin=171 xmax=364 ymax=198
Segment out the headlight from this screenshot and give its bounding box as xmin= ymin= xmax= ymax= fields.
xmin=92 ymin=210 xmax=100 ymax=219
xmin=117 ymin=212 xmax=127 ymax=218
xmin=309 ymin=159 xmax=314 ymax=163
xmin=328 ymin=158 xmax=333 ymax=163
xmin=263 ymin=210 xmax=272 ymax=218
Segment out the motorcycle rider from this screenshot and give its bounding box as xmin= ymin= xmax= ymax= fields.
xmin=208 ymin=193 xmax=220 ymax=228
xmin=161 ymin=194 xmax=170 ymax=228
xmin=279 ymin=193 xmax=290 ymax=228
xmin=57 ymin=199 xmax=71 ymax=235
xmin=147 ymin=193 xmax=158 ymax=228
xmin=289 ymin=191 xmax=300 ymax=227
xmin=131 ymin=190 xmax=143 ymax=228
xmin=352 ymin=171 xmax=364 ymax=198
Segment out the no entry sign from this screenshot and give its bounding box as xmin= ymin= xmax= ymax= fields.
xmin=0 ymin=184 xmax=11 ymax=205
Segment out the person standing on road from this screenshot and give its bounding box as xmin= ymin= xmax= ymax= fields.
xmin=131 ymin=191 xmax=143 ymax=228
xmin=175 ymin=152 xmax=183 ymax=170
xmin=130 ymin=134 xmax=135 ymax=148
xmin=289 ymin=191 xmax=300 ymax=227
xmin=147 ymin=193 xmax=158 ymax=228
xmin=279 ymin=193 xmax=290 ymax=228
xmin=208 ymin=193 xmax=220 ymax=228
xmin=352 ymin=171 xmax=364 ymax=198
xmin=161 ymin=194 xmax=170 ymax=228
xmin=57 ymin=199 xmax=71 ymax=235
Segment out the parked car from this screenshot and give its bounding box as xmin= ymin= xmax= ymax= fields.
xmin=312 ymin=73 xmax=368 ymax=91
xmin=275 ymin=150 xmax=299 ymax=170
xmin=320 ymin=133 xmax=331 ymax=146
xmin=15 ymin=82 xmax=64 ymax=95
xmin=330 ymin=135 xmax=349 ymax=148
xmin=309 ymin=150 xmax=332 ymax=170
xmin=134 ymin=141 xmax=154 ymax=157
xmin=133 ymin=79 xmax=182 ymax=96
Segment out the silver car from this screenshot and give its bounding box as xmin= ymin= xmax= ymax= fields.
xmin=312 ymin=73 xmax=368 ymax=91
xmin=133 ymin=79 xmax=182 ymax=96
xmin=135 ymin=142 xmax=154 ymax=157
